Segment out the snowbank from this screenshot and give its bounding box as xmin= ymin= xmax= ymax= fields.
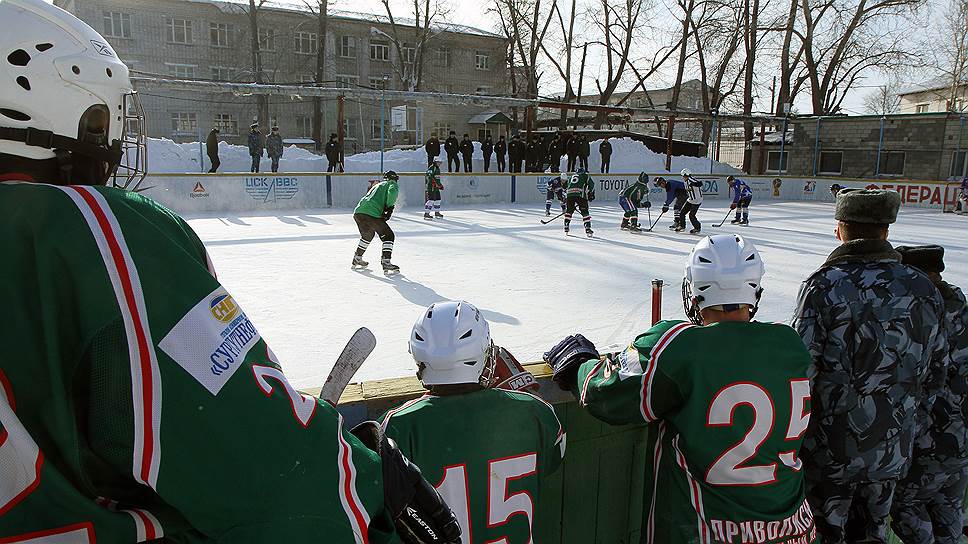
xmin=144 ymin=136 xmax=740 ymax=174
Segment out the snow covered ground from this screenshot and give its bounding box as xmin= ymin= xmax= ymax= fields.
xmin=186 ymin=201 xmax=968 ymax=390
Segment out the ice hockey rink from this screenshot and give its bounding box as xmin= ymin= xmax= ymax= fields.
xmin=187 ymin=201 xmax=968 ymax=389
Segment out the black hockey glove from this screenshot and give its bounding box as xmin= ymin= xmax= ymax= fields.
xmin=661 ymin=205 xmax=669 ymax=213
xmin=351 ymin=422 xmax=462 ymax=544
xmin=643 ymin=200 xmax=652 ymax=209
xmin=543 ymin=334 xmax=600 ymax=393
xmin=588 ymin=191 xmax=596 ymax=202
xmin=383 ymin=206 xmax=394 ymax=220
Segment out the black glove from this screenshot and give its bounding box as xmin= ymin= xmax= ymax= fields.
xmin=351 ymin=422 xmax=462 ymax=544
xmin=543 ymin=334 xmax=600 ymax=393
xmin=383 ymin=206 xmax=394 ymax=220
xmin=588 ymin=192 xmax=596 ymax=202
xmin=661 ymin=205 xmax=669 ymax=213
xmin=643 ymin=200 xmax=652 ymax=209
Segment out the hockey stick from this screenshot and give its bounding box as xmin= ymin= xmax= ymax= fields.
xmin=318 ymin=327 xmax=377 ymax=405
xmin=541 ymin=211 xmax=565 ymax=224
xmin=645 ymin=209 xmax=666 ymax=231
xmin=711 ymin=208 xmax=734 ymax=228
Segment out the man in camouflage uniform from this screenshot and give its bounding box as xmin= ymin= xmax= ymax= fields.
xmin=890 ymin=245 xmax=968 ymax=544
xmin=792 ymin=189 xmax=949 ymax=544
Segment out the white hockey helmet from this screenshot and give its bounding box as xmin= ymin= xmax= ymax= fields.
xmin=680 ymin=168 xmax=692 ymax=177
xmin=0 ymin=0 xmax=146 ymax=188
xmin=682 ymin=234 xmax=765 ymax=325
xmin=409 ymin=301 xmax=495 ymax=386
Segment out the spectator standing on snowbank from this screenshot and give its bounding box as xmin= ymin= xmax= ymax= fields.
xmin=481 ymin=135 xmax=494 ymax=172
xmin=508 ymin=134 xmax=524 ymax=173
xmin=425 ymin=136 xmax=441 ymax=167
xmin=599 ymin=137 xmax=612 ymax=173
xmin=526 ymin=138 xmax=540 ymax=172
xmin=578 ymin=134 xmax=590 ymax=171
xmin=247 ymin=123 xmax=264 ymax=173
xmin=460 ymin=134 xmax=474 ymax=173
xmin=206 ymin=127 xmax=220 ymax=173
xmin=548 ymin=133 xmax=563 ymax=172
xmin=266 ymin=126 xmax=284 ymax=173
xmin=566 ymin=135 xmax=578 ymax=172
xmin=444 ymin=131 xmax=460 ymax=172
xmin=494 ymin=135 xmax=508 ymax=172
xmin=325 ymin=133 xmax=342 ymax=172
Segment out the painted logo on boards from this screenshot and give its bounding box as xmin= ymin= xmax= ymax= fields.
xmin=772 ymin=178 xmax=783 ymax=198
xmin=244 ymin=176 xmax=300 ymax=202
xmin=191 ymin=181 xmax=210 ymax=199
xmin=210 ymin=294 xmax=240 ymax=323
xmin=803 ymin=180 xmax=816 ymax=194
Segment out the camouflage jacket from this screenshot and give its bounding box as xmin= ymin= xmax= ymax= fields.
xmin=792 ymin=239 xmax=948 ymax=482
xmin=914 ymin=281 xmax=968 ymax=467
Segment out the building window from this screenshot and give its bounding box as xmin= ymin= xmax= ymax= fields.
xmin=259 ymin=29 xmax=275 ymax=51
xmin=916 ymin=103 xmax=930 ymax=113
xmin=402 ymin=43 xmax=416 ymax=64
xmin=879 ymin=152 xmax=905 ymax=176
xmin=369 ymin=76 xmax=389 ymax=90
xmin=103 ymin=12 xmax=131 ymax=39
xmin=166 ymin=17 xmax=193 ymax=44
xmin=294 ymin=32 xmax=318 ymax=55
xmin=435 ymin=48 xmax=450 ymax=67
xmin=295 ymin=115 xmax=312 ymax=137
xmin=818 ymin=151 xmax=843 ymax=175
xmin=371 ymin=119 xmax=388 ymax=140
xmin=209 ymin=22 xmax=231 ymax=47
xmin=339 ymin=36 xmax=356 ymax=58
xmin=477 ymin=128 xmax=492 ymax=141
xmin=767 ymin=150 xmax=788 ymax=173
xmin=343 ymin=118 xmax=356 ymax=140
xmin=213 ymin=113 xmax=238 ymax=135
xmin=370 ymin=41 xmax=390 ymax=62
xmin=475 ymin=50 xmax=489 ymax=71
xmin=300 ymin=74 xmax=317 ymax=83
xmin=170 ymin=112 xmax=197 ymax=135
xmin=952 ymin=150 xmax=967 ymax=177
xmin=335 ymin=74 xmax=359 ymax=88
xmin=167 ymin=63 xmax=196 ymax=79
xmin=210 ymin=66 xmax=235 ymax=81
xmin=432 ymin=121 xmax=450 ymax=139
xmin=475 ymin=86 xmax=491 ymax=95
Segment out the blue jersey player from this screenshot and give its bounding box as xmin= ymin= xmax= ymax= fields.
xmin=727 ymin=175 xmax=753 ymax=225
xmin=545 ymin=173 xmax=566 ymax=216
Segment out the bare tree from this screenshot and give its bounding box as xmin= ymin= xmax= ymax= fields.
xmin=300 ymin=0 xmax=329 ymax=151
xmin=587 ymin=0 xmax=644 ymax=128
xmin=490 ymin=0 xmax=557 ymax=126
xmin=691 ymin=0 xmax=746 ymax=144
xmin=227 ymin=0 xmax=271 ymax=127
xmin=932 ymin=0 xmax=968 ymax=110
xmin=862 ymin=79 xmax=902 ymax=114
xmin=377 ymin=0 xmax=451 ymax=91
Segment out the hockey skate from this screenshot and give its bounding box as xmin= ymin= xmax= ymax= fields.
xmin=674 ymin=225 xmax=685 ymax=232
xmin=669 ymin=224 xmax=678 ymax=231
xmin=585 ymin=228 xmax=594 ymax=238
xmin=739 ymin=219 xmax=749 ymax=226
xmin=381 ymin=260 xmax=400 ymax=276
xmin=629 ymin=224 xmax=642 ymax=233
xmin=620 ymin=219 xmax=629 ymax=230
xmin=546 ymin=210 xmax=551 ymax=216
xmin=351 ymin=255 xmax=368 ymax=269
xmin=730 ymin=218 xmax=741 ymax=224
xmin=690 ymin=228 xmax=702 ymax=235
xmin=423 ymin=212 xmax=433 ymax=220
xmin=435 ymin=211 xmax=444 ymax=218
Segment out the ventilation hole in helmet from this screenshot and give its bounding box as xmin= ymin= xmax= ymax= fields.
xmin=697 ymin=285 xmax=710 ymax=291
xmin=698 ymin=256 xmax=712 ymax=263
xmin=459 ymin=329 xmax=472 ymax=340
xmin=72 ymin=65 xmax=80 ymax=75
xmin=414 ymin=332 xmax=424 ymax=342
xmin=35 ymin=43 xmax=53 ymax=52
xmin=749 ymin=283 xmax=758 ymax=288
xmin=7 ymin=50 xmax=30 ymax=66
xmin=0 ymin=108 xmax=30 ymax=121
xmin=426 ymin=304 xmax=434 ymax=319
xmin=16 ymin=77 xmax=30 ymax=91
xmin=746 ymin=254 xmax=756 ymax=261
xmin=106 ymin=68 xmax=113 ymax=78
xmin=462 ymin=361 xmax=476 ymax=366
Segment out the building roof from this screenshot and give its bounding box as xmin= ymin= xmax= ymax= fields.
xmin=898 ymin=76 xmax=964 ymax=96
xmin=185 ymin=0 xmax=502 ymax=38
xmin=468 ymin=111 xmax=512 ymax=124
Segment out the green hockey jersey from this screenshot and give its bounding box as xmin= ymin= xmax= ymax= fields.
xmin=566 ymin=172 xmax=594 ymax=198
xmin=621 ymin=181 xmax=650 ymax=205
xmin=0 ymin=179 xmax=390 ymax=543
xmin=575 ymin=320 xmax=815 ymax=544
xmin=356 ymin=179 xmax=399 ymax=218
xmin=381 ymin=388 xmax=565 ymax=544
xmin=425 ymin=166 xmax=443 ymax=192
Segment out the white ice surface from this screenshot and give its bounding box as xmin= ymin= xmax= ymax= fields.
xmin=186 ymin=202 xmax=968 ymax=390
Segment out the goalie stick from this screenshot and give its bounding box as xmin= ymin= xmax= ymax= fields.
xmin=318 ymin=327 xmax=377 ymax=405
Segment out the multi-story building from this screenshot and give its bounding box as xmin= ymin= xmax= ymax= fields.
xmin=898 ymin=76 xmax=968 ymax=114
xmin=56 ymin=0 xmax=509 ymax=153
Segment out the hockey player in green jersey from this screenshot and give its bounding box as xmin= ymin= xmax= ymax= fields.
xmin=354 ymin=170 xmax=400 ymax=274
xmin=0 ymin=2 xmax=461 ymax=541
xmin=619 ymin=172 xmax=652 ymax=232
xmin=564 ymin=167 xmax=595 ymax=236
xmin=425 ymin=158 xmax=444 ymax=219
xmin=544 ymin=235 xmax=816 ymax=544
xmin=382 ymin=301 xmax=566 ymax=544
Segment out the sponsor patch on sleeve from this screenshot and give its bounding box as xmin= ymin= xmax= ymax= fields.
xmin=617 ymin=345 xmax=644 ymax=379
xmin=160 ymin=287 xmax=261 ymax=395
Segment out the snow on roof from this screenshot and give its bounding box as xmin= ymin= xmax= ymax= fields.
xmin=284 ymin=138 xmax=316 ymax=144
xmin=898 ymin=76 xmax=963 ymax=96
xmin=467 ymin=111 xmax=512 ymax=124
xmin=184 ymin=0 xmax=501 ymax=38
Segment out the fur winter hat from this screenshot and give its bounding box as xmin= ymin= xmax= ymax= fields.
xmin=896 ymin=245 xmax=945 ymax=273
xmin=835 ymin=189 xmax=900 ymax=224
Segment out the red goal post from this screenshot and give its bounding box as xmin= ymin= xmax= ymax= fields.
xmin=943 ymin=181 xmax=965 ymax=213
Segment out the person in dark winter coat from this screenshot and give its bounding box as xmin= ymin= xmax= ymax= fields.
xmin=444 ymin=131 xmax=460 ymax=172
xmin=325 ymin=133 xmax=342 ymax=172
xmin=599 ymin=137 xmax=612 ymax=173
xmin=565 ymin=135 xmax=579 ymax=172
xmin=481 ymin=136 xmax=494 ymax=172
xmin=525 ymin=138 xmax=539 ymax=172
xmin=577 ymin=135 xmax=590 ymax=170
xmin=459 ymin=134 xmax=474 ymax=172
xmin=265 ymin=126 xmax=284 ymax=173
xmin=206 ymin=127 xmax=220 ymax=173
xmin=548 ymin=133 xmax=562 ymax=172
xmin=425 ymin=136 xmax=441 ymax=167
xmin=494 ymin=135 xmax=507 ymax=172
xmin=247 ymin=123 xmax=264 ymax=173
xmin=508 ymin=134 xmax=524 ymax=173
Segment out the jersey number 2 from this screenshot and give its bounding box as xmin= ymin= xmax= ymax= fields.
xmin=705 ymin=380 xmax=810 ymax=486
xmin=0 ymin=370 xmax=44 ymax=515
xmin=436 ymin=453 xmax=538 ymax=544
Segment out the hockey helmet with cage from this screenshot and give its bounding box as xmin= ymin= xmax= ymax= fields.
xmin=0 ymin=0 xmax=146 ymax=188
xmin=682 ymin=234 xmax=765 ymax=326
xmin=384 ymin=170 xmax=399 ymax=182
xmin=409 ymin=301 xmax=495 ymax=387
